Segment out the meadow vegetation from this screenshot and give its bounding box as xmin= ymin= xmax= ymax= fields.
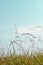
xmin=0 ymin=26 xmax=43 ymax=65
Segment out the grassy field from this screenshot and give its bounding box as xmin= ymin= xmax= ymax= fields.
xmin=0 ymin=26 xmax=43 ymax=65
xmin=0 ymin=52 xmax=43 ymax=65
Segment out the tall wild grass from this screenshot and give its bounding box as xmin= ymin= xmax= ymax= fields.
xmin=0 ymin=26 xmax=43 ymax=65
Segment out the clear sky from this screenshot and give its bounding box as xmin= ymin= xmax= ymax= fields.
xmin=0 ymin=0 xmax=43 ymax=52
xmin=0 ymin=0 xmax=43 ymax=26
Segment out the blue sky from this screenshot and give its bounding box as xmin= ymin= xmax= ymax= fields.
xmin=0 ymin=0 xmax=43 ymax=52
xmin=0 ymin=0 xmax=43 ymax=26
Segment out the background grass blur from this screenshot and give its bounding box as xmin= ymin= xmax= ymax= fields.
xmin=0 ymin=26 xmax=43 ymax=65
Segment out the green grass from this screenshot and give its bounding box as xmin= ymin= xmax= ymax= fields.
xmin=0 ymin=26 xmax=43 ymax=65
xmin=0 ymin=53 xmax=43 ymax=65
